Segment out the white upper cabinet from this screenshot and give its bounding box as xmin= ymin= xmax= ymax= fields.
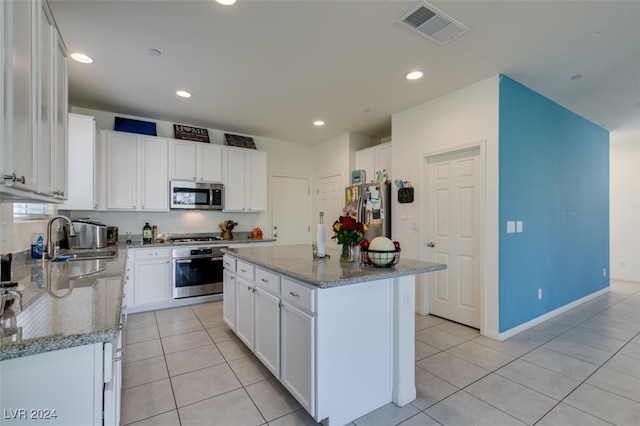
xmin=138 ymin=135 xmax=169 ymax=211
xmin=51 ymin=25 xmax=68 ymax=199
xmin=104 ymin=130 xmax=169 ymax=211
xmin=355 ymin=142 xmax=392 ymax=183
xmin=223 ymin=146 xmax=267 ymax=212
xmin=2 ymin=0 xmax=38 ymax=193
xmin=0 ymin=0 xmax=67 ymax=201
xmin=62 ymin=113 xmax=98 ymax=210
xmin=105 ymin=131 xmax=137 ymax=210
xmin=169 ymin=140 xmax=222 ymax=183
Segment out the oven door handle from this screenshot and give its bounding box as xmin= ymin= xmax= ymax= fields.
xmin=175 ymin=259 xmax=192 ymax=264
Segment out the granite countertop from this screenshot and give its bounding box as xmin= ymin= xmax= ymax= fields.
xmin=221 ymin=244 xmax=447 ymax=289
xmin=0 ymin=235 xmax=275 ymax=362
xmin=123 ymin=232 xmax=276 ymax=248
xmin=0 ymin=246 xmax=127 ymax=361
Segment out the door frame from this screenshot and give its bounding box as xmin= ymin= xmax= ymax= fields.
xmin=418 ymin=140 xmax=487 ymax=334
xmin=269 ymin=173 xmax=313 ymax=243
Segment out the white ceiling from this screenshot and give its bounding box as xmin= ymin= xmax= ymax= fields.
xmin=48 ymin=0 xmax=640 ymax=145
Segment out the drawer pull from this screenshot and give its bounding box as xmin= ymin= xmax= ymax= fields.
xmin=241 ymin=269 xmax=247 ymax=272
xmin=261 ymin=278 xmax=269 ymax=283
xmin=289 ymin=291 xmax=300 ymax=297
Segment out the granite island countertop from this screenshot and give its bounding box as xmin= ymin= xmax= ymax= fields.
xmin=0 ymin=246 xmax=127 ymax=361
xmin=222 ymin=244 xmax=447 ymax=288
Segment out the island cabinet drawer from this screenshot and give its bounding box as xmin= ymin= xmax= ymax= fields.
xmin=236 ymin=260 xmax=255 ymax=280
xmin=223 ymin=255 xmax=236 ymax=272
xmin=255 ymin=268 xmax=280 ymax=294
xmin=134 ymin=247 xmax=170 ymax=260
xmin=281 ymin=278 xmax=315 ymax=313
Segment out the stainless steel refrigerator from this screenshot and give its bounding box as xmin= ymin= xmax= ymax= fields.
xmin=345 ymin=181 xmax=392 ymax=241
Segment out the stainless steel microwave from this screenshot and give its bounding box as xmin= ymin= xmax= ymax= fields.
xmin=170 ymin=180 xmax=224 ymax=210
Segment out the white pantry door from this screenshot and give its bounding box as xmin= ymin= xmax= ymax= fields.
xmin=427 ymin=147 xmax=482 ymax=329
xmin=316 ymin=174 xmax=343 ymax=245
xmin=271 ymin=175 xmax=311 ymax=245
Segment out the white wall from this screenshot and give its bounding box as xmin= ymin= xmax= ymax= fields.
xmin=312 ymin=132 xmax=373 ymax=187
xmin=610 ymin=139 xmax=640 ymax=282
xmin=391 ymin=75 xmax=500 ymax=337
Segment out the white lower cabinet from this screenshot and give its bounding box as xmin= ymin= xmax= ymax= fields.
xmin=235 ymin=275 xmax=255 ymax=349
xmin=223 ymin=257 xmax=315 ymax=416
xmin=280 ymin=298 xmax=315 ymax=414
xmin=132 ymin=248 xmax=171 ymax=307
xmin=222 ymin=269 xmax=237 ymax=329
xmin=254 ymin=286 xmax=280 ymax=376
xmin=0 ymin=343 xmax=107 ymax=425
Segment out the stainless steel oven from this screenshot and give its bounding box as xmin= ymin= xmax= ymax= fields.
xmin=171 ymin=246 xmax=226 ymax=298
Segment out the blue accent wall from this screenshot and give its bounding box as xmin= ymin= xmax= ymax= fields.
xmin=498 ymin=75 xmax=609 ymax=332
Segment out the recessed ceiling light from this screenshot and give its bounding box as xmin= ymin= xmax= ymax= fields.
xmin=70 ymin=52 xmax=93 ymax=64
xmin=313 ymin=120 xmax=325 ymax=126
xmin=176 ymin=90 xmax=192 ymax=98
xmin=406 ymin=71 xmax=423 ymax=80
xmin=216 ymin=0 xmax=237 ymax=5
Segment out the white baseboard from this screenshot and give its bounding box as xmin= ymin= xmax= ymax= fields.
xmin=496 ymin=286 xmax=611 ymax=341
xmin=611 ymin=276 xmax=640 ymax=284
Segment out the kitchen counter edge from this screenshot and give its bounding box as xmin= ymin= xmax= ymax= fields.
xmin=221 ymin=244 xmax=447 ymax=289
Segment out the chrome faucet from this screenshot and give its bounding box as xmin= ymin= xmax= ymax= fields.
xmin=46 ymin=216 xmax=76 ymax=258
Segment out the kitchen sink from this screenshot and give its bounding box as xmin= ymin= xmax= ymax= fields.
xmin=63 ymin=259 xmax=107 ymax=278
xmin=50 ymin=250 xmax=117 ymax=262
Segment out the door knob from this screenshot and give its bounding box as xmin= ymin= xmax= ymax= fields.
xmin=427 ymin=242 xmax=435 ymax=247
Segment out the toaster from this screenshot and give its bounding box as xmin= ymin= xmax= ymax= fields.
xmin=68 ymin=219 xmax=107 ymax=249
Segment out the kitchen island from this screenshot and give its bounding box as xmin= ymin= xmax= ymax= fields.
xmin=221 ymin=244 xmax=446 ymax=426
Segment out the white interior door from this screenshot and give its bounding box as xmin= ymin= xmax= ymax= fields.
xmin=427 ymin=147 xmax=482 ymax=329
xmin=316 ymin=174 xmax=343 ymax=246
xmin=271 ymin=175 xmax=311 ymax=245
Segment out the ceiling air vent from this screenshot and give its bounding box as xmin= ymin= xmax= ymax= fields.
xmin=397 ymin=1 xmax=469 ymax=45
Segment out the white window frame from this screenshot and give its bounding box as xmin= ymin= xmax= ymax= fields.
xmin=12 ymin=203 xmax=55 ymax=222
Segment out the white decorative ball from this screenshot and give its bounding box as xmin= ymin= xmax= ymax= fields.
xmin=368 ymin=237 xmax=396 ymax=266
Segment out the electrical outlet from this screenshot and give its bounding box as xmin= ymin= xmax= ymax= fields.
xmin=538 ymin=288 xmax=542 ymax=300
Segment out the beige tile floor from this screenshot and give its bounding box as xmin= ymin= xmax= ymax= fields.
xmin=121 ymin=280 xmax=640 ymax=425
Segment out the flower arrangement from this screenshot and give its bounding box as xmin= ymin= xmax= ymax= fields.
xmin=332 ymin=206 xmax=367 ymax=261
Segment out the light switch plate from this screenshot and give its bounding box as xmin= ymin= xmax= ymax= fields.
xmin=516 ymin=221 xmax=523 ymax=233
xmin=507 ymin=221 xmax=516 ymax=233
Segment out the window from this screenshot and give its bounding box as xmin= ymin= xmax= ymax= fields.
xmin=13 ymin=203 xmax=54 ymax=221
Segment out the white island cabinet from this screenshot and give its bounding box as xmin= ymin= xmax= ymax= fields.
xmin=222 ymin=245 xmax=446 ymax=425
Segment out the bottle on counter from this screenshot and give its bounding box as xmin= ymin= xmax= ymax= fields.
xmin=142 ymin=222 xmax=152 ymax=244
xmin=152 ymin=225 xmax=157 ymax=243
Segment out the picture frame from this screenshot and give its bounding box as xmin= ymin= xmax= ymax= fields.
xmin=224 ymin=133 xmax=256 ymax=149
xmin=174 ymin=124 xmax=210 ymax=143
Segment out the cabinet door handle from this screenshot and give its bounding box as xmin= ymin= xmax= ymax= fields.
xmin=240 ymin=269 xmax=247 ymax=273
xmin=289 ymin=291 xmax=300 ymax=297
xmin=3 ymin=173 xmax=25 ymax=184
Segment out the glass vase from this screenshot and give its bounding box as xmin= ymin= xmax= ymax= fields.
xmin=340 ymin=243 xmax=355 ymax=262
